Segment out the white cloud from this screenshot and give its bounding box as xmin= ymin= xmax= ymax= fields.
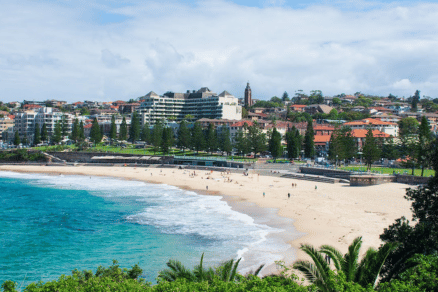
xmin=1 ymin=0 xmax=438 ymax=102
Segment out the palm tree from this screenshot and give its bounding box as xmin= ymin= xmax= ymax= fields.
xmin=293 ymin=236 xmax=395 ymax=290
xmin=158 ymin=253 xmax=264 ymax=283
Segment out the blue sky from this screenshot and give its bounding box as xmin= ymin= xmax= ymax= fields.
xmin=1 ymin=0 xmax=438 ymax=102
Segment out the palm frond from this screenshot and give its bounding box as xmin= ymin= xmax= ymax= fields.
xmin=253 ymin=264 xmax=265 ymax=277
xmin=320 ymin=245 xmax=344 ymax=271
xmin=343 ymin=236 xmax=362 ymax=282
xmin=293 ymin=260 xmax=321 ymax=283
xmin=229 ymin=258 xmax=241 ymax=282
xmin=300 ymin=244 xmax=332 ymax=283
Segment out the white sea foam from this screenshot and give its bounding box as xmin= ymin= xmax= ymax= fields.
xmin=0 ymin=171 xmax=292 ymax=274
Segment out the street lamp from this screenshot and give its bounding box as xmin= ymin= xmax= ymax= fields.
xmin=336 ymin=154 xmax=338 ymax=167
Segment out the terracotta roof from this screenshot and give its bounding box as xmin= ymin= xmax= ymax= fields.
xmin=230 ymin=120 xmax=254 ymax=127
xmin=23 ymin=104 xmax=42 ymax=109
xmin=8 ymin=115 xmax=15 ymax=119
xmin=351 ymin=129 xmax=391 ymax=138
xmin=84 ymin=124 xmax=93 ymax=129
xmin=290 ymin=104 xmax=306 ymax=108
xmin=314 ymin=125 xmax=335 ymax=131
xmin=314 ymin=134 xmax=332 ymax=143
xmin=344 ymin=118 xmax=396 ymax=126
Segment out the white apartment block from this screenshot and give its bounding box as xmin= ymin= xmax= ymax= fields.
xmin=0 ymin=117 xmax=14 ymax=140
xmin=13 ymin=107 xmax=74 ymax=142
xmin=138 ymin=88 xmax=242 ymax=124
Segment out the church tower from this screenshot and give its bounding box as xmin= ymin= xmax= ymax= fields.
xmin=244 ymin=82 xmax=252 ymax=108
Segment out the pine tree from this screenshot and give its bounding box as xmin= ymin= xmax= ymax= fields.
xmin=235 ymin=129 xmax=249 ymax=155
xmin=90 ymin=118 xmax=102 ymax=145
xmin=13 ymin=131 xmax=20 ymax=146
xmin=71 ymin=119 xmax=79 ymax=142
xmin=141 ymin=123 xmax=151 ymax=144
xmin=151 ymin=120 xmax=163 ymax=154
xmin=269 ymin=128 xmax=283 ymax=161
xmin=53 ymin=121 xmax=62 ymax=144
xmin=129 ymin=111 xmax=141 ymax=143
xmin=282 ymin=91 xmax=290 ymax=102
xmin=411 ymin=90 xmax=420 ymax=111
xmin=109 ymin=115 xmax=117 ymax=140
xmin=248 ymin=123 xmax=267 ymax=155
xmin=119 ymin=117 xmax=128 ymax=141
xmin=79 ymin=120 xmax=85 ymax=141
xmin=41 ymin=123 xmax=48 ymax=142
xmin=61 ymin=115 xmax=68 ymax=138
xmin=191 ymin=121 xmax=205 ymax=154
xmin=362 ymin=128 xmax=381 ymax=171
xmin=286 ymin=126 xmax=301 ymax=159
xmin=177 ymin=120 xmax=190 ymax=152
xmin=33 ymin=123 xmax=41 ymax=146
xmin=418 ymin=116 xmax=432 ymax=177
xmin=205 ymin=123 xmax=217 ymax=154
xmin=161 ymin=127 xmax=174 ymax=154
xmin=220 ymin=127 xmax=232 ymax=156
xmin=304 ymin=121 xmax=315 ymax=159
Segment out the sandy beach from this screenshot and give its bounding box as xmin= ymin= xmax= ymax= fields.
xmin=0 ymin=164 xmax=413 ymax=270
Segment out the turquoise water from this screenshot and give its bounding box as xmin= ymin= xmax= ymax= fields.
xmin=0 ymin=171 xmax=290 ymax=288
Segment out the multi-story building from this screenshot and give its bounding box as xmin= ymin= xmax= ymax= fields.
xmin=138 ymin=88 xmax=242 ymax=124
xmin=13 ymin=107 xmax=74 ymax=143
xmin=0 ymin=116 xmax=14 ymax=141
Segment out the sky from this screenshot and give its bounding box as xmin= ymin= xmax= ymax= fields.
xmin=1 ymin=0 xmax=438 ymax=103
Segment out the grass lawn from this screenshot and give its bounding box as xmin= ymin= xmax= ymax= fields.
xmin=32 ymin=144 xmax=256 ymax=162
xmin=340 ymin=166 xmax=435 ymax=177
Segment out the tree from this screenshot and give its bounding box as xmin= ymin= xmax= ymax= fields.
xmin=79 ymin=120 xmax=85 ymax=141
xmin=61 ymin=115 xmax=69 ymax=138
xmin=177 ymin=120 xmax=190 ymax=152
xmin=293 ymin=236 xmax=395 ymax=290
xmin=219 ymin=127 xmax=232 ymax=155
xmin=71 ymin=119 xmax=79 ymax=142
xmin=328 ymin=127 xmax=356 ymax=164
xmin=247 ymin=123 xmax=267 ymax=155
xmin=286 ymin=126 xmax=301 ymax=159
xmin=381 ymin=136 xmax=400 ymax=161
xmin=90 ymin=118 xmax=102 ymax=145
xmin=191 ymin=121 xmax=205 ymax=154
xmin=129 ymin=111 xmax=141 ymax=143
xmin=109 ymin=115 xmax=117 ymax=140
xmin=151 ymin=120 xmax=163 ymax=154
xmin=234 ymin=128 xmax=250 ymax=156
xmin=33 ymin=123 xmax=41 ymax=146
xmin=41 ymin=123 xmax=48 ymax=143
xmin=304 ymin=121 xmax=315 ymax=159
xmin=141 ymin=123 xmax=151 ymax=144
xmin=398 ymin=117 xmax=419 ymax=137
xmin=13 ymin=131 xmax=20 ymax=146
xmin=161 ymin=127 xmax=174 ymax=154
xmin=269 ymin=128 xmax=282 ymax=162
xmin=119 ymin=117 xmax=128 ymax=141
xmin=379 ymin=254 xmax=438 ymax=292
xmin=418 ymin=116 xmax=432 ymax=177
xmin=411 ymin=90 xmax=420 ymax=111
xmin=282 ymin=91 xmax=290 ymax=102
xmin=380 ymin=137 xmax=438 ymax=282
xmin=52 ymin=120 xmax=62 ymax=144
xmin=205 ymin=123 xmax=217 ymax=154
xmin=362 ymin=128 xmax=381 ymax=171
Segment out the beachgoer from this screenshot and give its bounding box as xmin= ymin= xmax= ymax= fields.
xmin=263 ymin=192 xmax=265 ymax=197
xmin=315 ymin=185 xmax=317 ymax=190
xmin=206 ymin=186 xmax=208 ymax=190
xmin=288 ymin=193 xmax=290 ymax=199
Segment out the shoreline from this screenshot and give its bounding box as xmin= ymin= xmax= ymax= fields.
xmin=0 ymin=164 xmax=413 ymax=271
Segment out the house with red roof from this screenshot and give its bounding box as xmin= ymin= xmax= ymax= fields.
xmin=343 ymin=118 xmax=398 ymax=137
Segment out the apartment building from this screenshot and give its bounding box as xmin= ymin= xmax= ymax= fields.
xmin=13 ymin=107 xmax=74 ymax=142
xmin=0 ymin=117 xmax=14 ymax=140
xmin=138 ymin=88 xmax=242 ymax=124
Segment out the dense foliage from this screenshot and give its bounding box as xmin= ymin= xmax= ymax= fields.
xmin=0 ymin=149 xmax=47 ymax=162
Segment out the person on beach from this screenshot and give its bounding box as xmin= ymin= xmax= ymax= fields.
xmin=315 ymin=185 xmax=317 ymax=190
xmin=288 ymin=193 xmax=290 ymax=199
xmin=263 ymin=192 xmax=265 ymax=197
xmin=206 ymin=186 xmax=208 ymax=190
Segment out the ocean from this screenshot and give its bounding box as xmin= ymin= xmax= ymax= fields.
xmin=0 ymin=171 xmax=293 ymax=288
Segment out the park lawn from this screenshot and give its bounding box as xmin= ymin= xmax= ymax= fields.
xmin=341 ymin=166 xmax=435 ymax=177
